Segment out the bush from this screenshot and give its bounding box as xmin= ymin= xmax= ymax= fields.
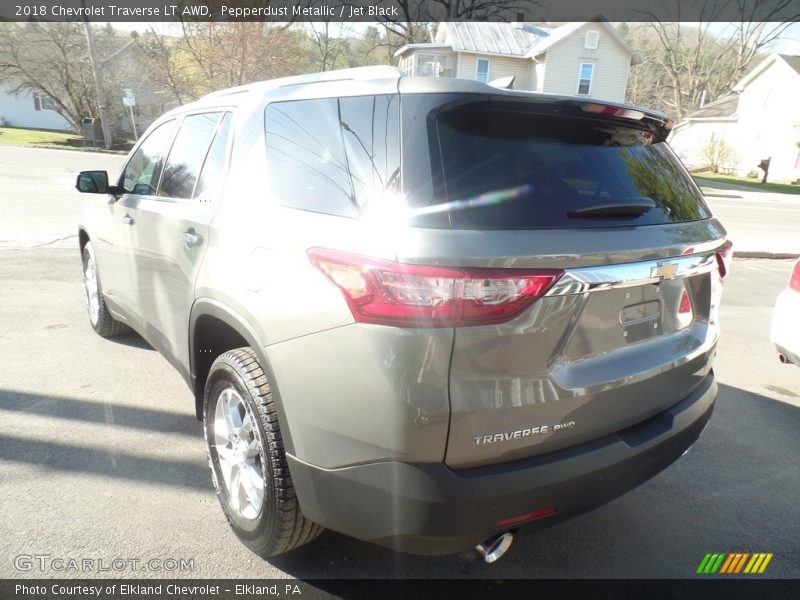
xmin=701 ymin=138 xmax=737 ymax=174
xmin=746 ymin=170 xmax=758 ymax=179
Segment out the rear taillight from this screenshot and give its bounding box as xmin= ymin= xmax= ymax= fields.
xmin=789 ymin=260 xmax=800 ymax=292
xmin=308 ymin=248 xmax=562 ymax=328
xmin=715 ymin=242 xmax=733 ymax=279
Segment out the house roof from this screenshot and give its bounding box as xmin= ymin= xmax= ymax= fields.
xmin=733 ymin=53 xmax=800 ymax=91
xmin=442 ymin=22 xmax=551 ymax=57
xmin=687 ymin=94 xmax=739 ymax=119
xmin=778 ymin=54 xmax=800 ymax=76
xmin=395 ymin=19 xmax=642 ymax=64
xmin=525 ymin=22 xmax=585 ymax=56
xmin=670 ymin=94 xmax=739 ymax=132
xmin=393 ymin=43 xmax=452 ymax=58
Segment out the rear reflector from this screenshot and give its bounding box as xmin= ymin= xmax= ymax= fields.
xmin=677 ymin=288 xmax=694 ymax=329
xmin=496 ymin=507 xmax=557 ymax=528
xmin=790 ymin=261 xmax=800 ymax=292
xmin=678 ymin=289 xmax=692 ymax=314
xmin=308 ymin=248 xmax=562 ymax=328
xmin=715 ymin=242 xmax=733 ymax=279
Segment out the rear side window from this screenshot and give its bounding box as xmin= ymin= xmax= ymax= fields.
xmin=403 ymin=96 xmax=710 ymax=229
xmin=159 ymin=112 xmax=222 ymax=199
xmin=194 ymin=112 xmax=233 ymax=201
xmin=264 ymin=95 xmax=400 ymax=217
xmin=121 ymin=120 xmax=176 ymax=195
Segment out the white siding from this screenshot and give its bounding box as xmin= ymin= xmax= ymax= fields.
xmin=668 ymin=121 xmax=740 ymax=172
xmin=456 ymin=52 xmax=532 ymax=90
xmin=0 ymin=84 xmax=72 ymax=131
xmin=540 ymin=26 xmax=631 ymax=103
xmin=534 ymin=61 xmax=546 ymax=92
xmin=736 ymin=60 xmax=800 ymax=182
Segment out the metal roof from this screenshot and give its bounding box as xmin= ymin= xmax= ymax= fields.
xmin=778 ymin=54 xmax=800 ymax=76
xmin=444 ymin=22 xmax=551 ymax=57
xmin=687 ymin=94 xmax=739 ymax=119
xmin=443 ymin=21 xmax=641 ymax=64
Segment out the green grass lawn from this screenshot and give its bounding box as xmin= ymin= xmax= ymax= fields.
xmin=0 ymin=126 xmax=130 ymax=153
xmin=694 ymin=171 xmax=800 ymax=195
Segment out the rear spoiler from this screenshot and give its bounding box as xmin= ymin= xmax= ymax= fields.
xmin=483 ymin=95 xmax=674 ymax=142
xmin=579 ymin=102 xmax=673 ymax=140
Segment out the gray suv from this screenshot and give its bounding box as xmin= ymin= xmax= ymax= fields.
xmin=76 ymin=66 xmax=729 ymax=562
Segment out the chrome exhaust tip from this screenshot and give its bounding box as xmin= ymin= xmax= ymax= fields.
xmin=778 ymin=353 xmax=788 ymax=364
xmin=475 ymin=532 xmax=514 ymax=563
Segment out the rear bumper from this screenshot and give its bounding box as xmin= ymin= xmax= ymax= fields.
xmin=771 ymin=288 xmax=800 ymax=366
xmin=775 ymin=344 xmax=800 ymax=366
xmin=288 ymin=372 xmax=717 ymax=555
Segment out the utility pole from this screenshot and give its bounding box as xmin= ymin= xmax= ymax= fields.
xmin=81 ymin=5 xmax=112 ymax=149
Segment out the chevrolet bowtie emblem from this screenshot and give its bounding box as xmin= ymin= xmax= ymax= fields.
xmin=651 ymin=262 xmax=679 ymax=280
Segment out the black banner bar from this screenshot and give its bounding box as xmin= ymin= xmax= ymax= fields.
xmin=2 ymin=0 xmax=800 ymax=23
xmin=2 ymin=579 xmax=799 ymax=600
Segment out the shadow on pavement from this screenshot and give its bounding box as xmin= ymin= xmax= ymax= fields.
xmin=110 ymin=330 xmax=156 ymax=351
xmin=0 ymin=388 xmax=207 ymax=490
xmin=0 ymin=389 xmax=200 ymax=436
xmin=0 ymin=433 xmax=209 ymax=491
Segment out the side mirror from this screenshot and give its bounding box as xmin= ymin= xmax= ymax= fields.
xmin=76 ymin=170 xmax=118 ymax=194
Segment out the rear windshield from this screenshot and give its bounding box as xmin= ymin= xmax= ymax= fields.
xmin=402 ymin=95 xmax=710 ymax=229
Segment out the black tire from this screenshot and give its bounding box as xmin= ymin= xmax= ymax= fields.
xmin=203 ymin=347 xmax=322 ymax=557
xmin=81 ymin=241 xmax=129 ymax=338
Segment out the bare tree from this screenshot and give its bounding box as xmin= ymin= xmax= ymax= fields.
xmin=308 ymin=21 xmax=350 ymax=71
xmin=630 ymin=1 xmax=800 ymax=118
xmin=135 ymin=23 xmax=316 ymax=102
xmin=0 ymin=22 xmax=144 ymax=137
xmin=133 ymin=27 xmax=194 ymax=105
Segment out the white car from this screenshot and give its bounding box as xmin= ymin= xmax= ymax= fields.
xmin=771 ymin=259 xmax=800 ymax=366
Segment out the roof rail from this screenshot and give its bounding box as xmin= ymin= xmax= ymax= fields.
xmin=200 ymin=66 xmax=403 ymax=101
xmin=277 ymin=65 xmax=403 ymax=88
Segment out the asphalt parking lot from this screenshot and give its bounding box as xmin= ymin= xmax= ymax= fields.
xmin=0 ymin=148 xmax=798 ymax=580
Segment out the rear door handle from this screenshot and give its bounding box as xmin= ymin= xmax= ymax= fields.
xmin=122 ymin=215 xmax=134 ymax=225
xmin=183 ymin=229 xmax=202 ymax=248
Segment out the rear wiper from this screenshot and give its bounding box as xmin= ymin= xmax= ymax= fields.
xmin=567 ymin=197 xmax=655 ymax=218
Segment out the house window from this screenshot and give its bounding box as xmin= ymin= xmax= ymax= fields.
xmin=415 ymin=53 xmax=454 ymax=78
xmin=577 ymin=63 xmax=594 ymax=95
xmin=585 ymin=30 xmax=599 ymax=49
xmin=476 ymin=58 xmax=490 ymax=83
xmin=33 ymin=92 xmax=57 ymax=111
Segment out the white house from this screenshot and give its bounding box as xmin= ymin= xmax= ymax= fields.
xmin=394 ymin=19 xmax=642 ymax=103
xmin=669 ymin=53 xmax=800 ymax=183
xmin=666 ymin=95 xmax=739 ymax=171
xmin=0 ymin=83 xmax=73 ymax=131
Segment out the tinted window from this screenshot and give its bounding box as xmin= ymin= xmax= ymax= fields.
xmin=403 ymin=97 xmax=709 ymax=229
xmin=194 ymin=112 xmax=233 ymax=201
xmin=159 ymin=112 xmax=222 ymax=199
xmin=264 ymin=95 xmax=400 ymax=217
xmin=121 ymin=120 xmax=176 ymax=195
xmin=340 ymin=96 xmax=401 ymax=205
